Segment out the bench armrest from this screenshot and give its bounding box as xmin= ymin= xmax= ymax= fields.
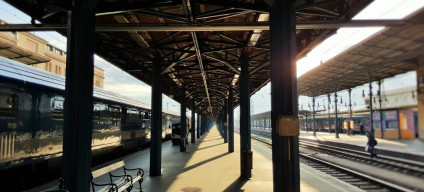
xmin=124 ymin=167 xmax=144 ymax=177
xmin=91 ymin=181 xmax=118 ymax=192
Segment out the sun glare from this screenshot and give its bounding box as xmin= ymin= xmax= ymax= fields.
xmin=296 ymin=0 xmax=424 ymax=78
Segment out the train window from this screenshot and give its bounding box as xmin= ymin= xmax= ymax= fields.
xmin=138 ymin=111 xmax=143 ymax=120
xmin=0 ymin=93 xmax=18 ymax=117
xmin=121 ymin=107 xmax=128 ymax=124
xmin=93 ymin=103 xmax=102 ymax=120
xmin=109 ymin=106 xmax=121 ymax=125
xmin=51 ymin=98 xmax=64 ymax=119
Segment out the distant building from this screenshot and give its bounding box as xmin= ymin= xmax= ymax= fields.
xmin=0 ymin=20 xmax=104 ymax=88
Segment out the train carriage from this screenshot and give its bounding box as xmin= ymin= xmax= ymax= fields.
xmin=0 ymin=57 xmax=179 ymax=190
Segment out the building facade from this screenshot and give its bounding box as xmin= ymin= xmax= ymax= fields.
xmin=0 ymin=20 xmax=104 ymax=88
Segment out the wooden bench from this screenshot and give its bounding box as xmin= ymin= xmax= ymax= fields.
xmin=91 ymin=160 xmax=144 ymax=192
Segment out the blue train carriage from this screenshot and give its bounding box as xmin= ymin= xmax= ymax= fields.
xmin=0 ymin=57 xmax=177 ymax=189
xmin=171 ymin=116 xmax=190 ymax=145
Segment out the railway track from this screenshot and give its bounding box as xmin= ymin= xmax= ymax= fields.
xmin=243 ymin=129 xmax=418 ymax=192
xmin=251 ymin=129 xmax=424 ymax=178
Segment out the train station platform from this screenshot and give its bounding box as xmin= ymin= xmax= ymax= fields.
xmin=299 ymin=131 xmax=424 ymax=162
xmin=31 ymin=126 xmax=363 ymax=192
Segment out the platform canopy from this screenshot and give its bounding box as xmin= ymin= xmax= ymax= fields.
xmin=3 ymin=0 xmax=379 ymax=119
xmin=298 ymin=9 xmax=424 ymax=97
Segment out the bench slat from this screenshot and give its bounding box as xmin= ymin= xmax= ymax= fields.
xmin=131 ymin=175 xmax=142 ymax=184
xmin=97 ymin=177 xmax=128 ymax=192
xmin=92 ymin=161 xmax=125 ymax=179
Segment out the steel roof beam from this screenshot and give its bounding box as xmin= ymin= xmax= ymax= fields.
xmin=182 ymin=0 xmax=213 ymax=117
xmin=137 ymin=10 xmax=187 ymax=23
xmin=96 ymin=1 xmax=182 ymax=16
xmin=150 ymin=31 xmax=182 ymax=48
xmin=249 ymin=61 xmax=270 ymax=75
xmin=192 ymin=0 xmax=269 ymax=13
xmin=203 ymin=55 xmax=240 ymax=75
xmin=0 ymin=20 xmax=404 ymax=31
xmin=204 ymin=10 xmax=253 ymax=23
xmin=300 ymin=46 xmax=424 ymax=95
xmin=161 ymin=45 xmax=195 ymax=75
xmin=197 ymin=9 xmax=249 ymax=20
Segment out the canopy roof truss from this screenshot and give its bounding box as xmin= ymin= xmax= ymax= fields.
xmin=4 ymin=0 xmax=374 ymax=119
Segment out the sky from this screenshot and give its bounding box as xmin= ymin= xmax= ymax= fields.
xmin=0 ymin=0 xmax=423 ymax=120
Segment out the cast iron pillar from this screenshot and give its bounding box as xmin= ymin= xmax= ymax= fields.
xmin=228 ymin=87 xmax=234 ymax=153
xmin=334 ymin=91 xmax=339 ymax=138
xmin=348 ymin=89 xmax=353 ymax=119
xmin=312 ymin=96 xmax=316 ymax=136
xmin=378 ymin=80 xmax=384 ymax=138
xmin=201 ymin=115 xmax=205 ymax=135
xmin=327 ymin=93 xmax=331 ymax=133
xmin=191 ymin=100 xmax=195 ymax=143
xmin=239 ymin=58 xmax=252 ymax=179
xmin=270 ymin=2 xmax=300 ymax=191
xmin=223 ymin=99 xmax=228 ymax=143
xmin=62 ymin=1 xmax=96 ymax=191
xmin=150 ymin=58 xmax=163 ymax=176
xmin=180 ymin=87 xmax=187 ymax=152
xmin=197 ymin=113 xmax=200 ymax=138
xmin=369 ymin=71 xmax=375 ymax=134
xmin=418 ymin=57 xmax=424 ymax=140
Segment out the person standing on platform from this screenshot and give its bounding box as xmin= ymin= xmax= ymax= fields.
xmin=366 ymin=132 xmax=378 ymax=158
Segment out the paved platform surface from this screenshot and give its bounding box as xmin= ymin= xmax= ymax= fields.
xmin=88 ymin=126 xmax=362 ymax=192
xmin=32 ymin=127 xmax=366 ymax=192
xmin=299 ymin=130 xmax=424 ymax=160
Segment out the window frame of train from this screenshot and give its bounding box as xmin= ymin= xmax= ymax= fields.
xmin=0 ymin=93 xmax=18 ymax=117
xmin=109 ymin=105 xmax=121 ymax=125
xmin=93 ymin=102 xmax=108 ymax=121
xmin=50 ymin=96 xmax=64 ymax=119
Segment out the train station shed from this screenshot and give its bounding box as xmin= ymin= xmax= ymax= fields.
xmin=0 ymin=0 xmax=412 ymax=191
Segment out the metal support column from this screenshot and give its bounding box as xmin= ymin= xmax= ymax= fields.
xmin=378 ymin=80 xmax=384 ymax=138
xmin=348 ymin=88 xmax=352 ymax=135
xmin=348 ymin=89 xmax=352 ymax=119
xmin=270 ymin=2 xmax=300 ymax=191
xmin=239 ymin=58 xmax=251 ymax=179
xmin=328 ymin=93 xmax=331 ymax=133
xmin=369 ymin=71 xmax=375 ymax=134
xmin=223 ymin=98 xmax=228 ymax=143
xmin=197 ymin=113 xmax=200 ymax=138
xmin=191 ymin=100 xmax=195 ymax=143
xmin=200 ymin=115 xmax=203 ymax=135
xmin=201 ymin=115 xmax=205 ymax=135
xmin=312 ymin=96 xmax=316 ymax=136
xmin=228 ymin=87 xmax=234 ymax=153
xmin=180 ymin=87 xmax=187 ymax=152
xmin=334 ymin=91 xmax=339 ymax=138
xmin=150 ymin=58 xmax=162 ymax=176
xmin=62 ymin=1 xmax=96 ymax=191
